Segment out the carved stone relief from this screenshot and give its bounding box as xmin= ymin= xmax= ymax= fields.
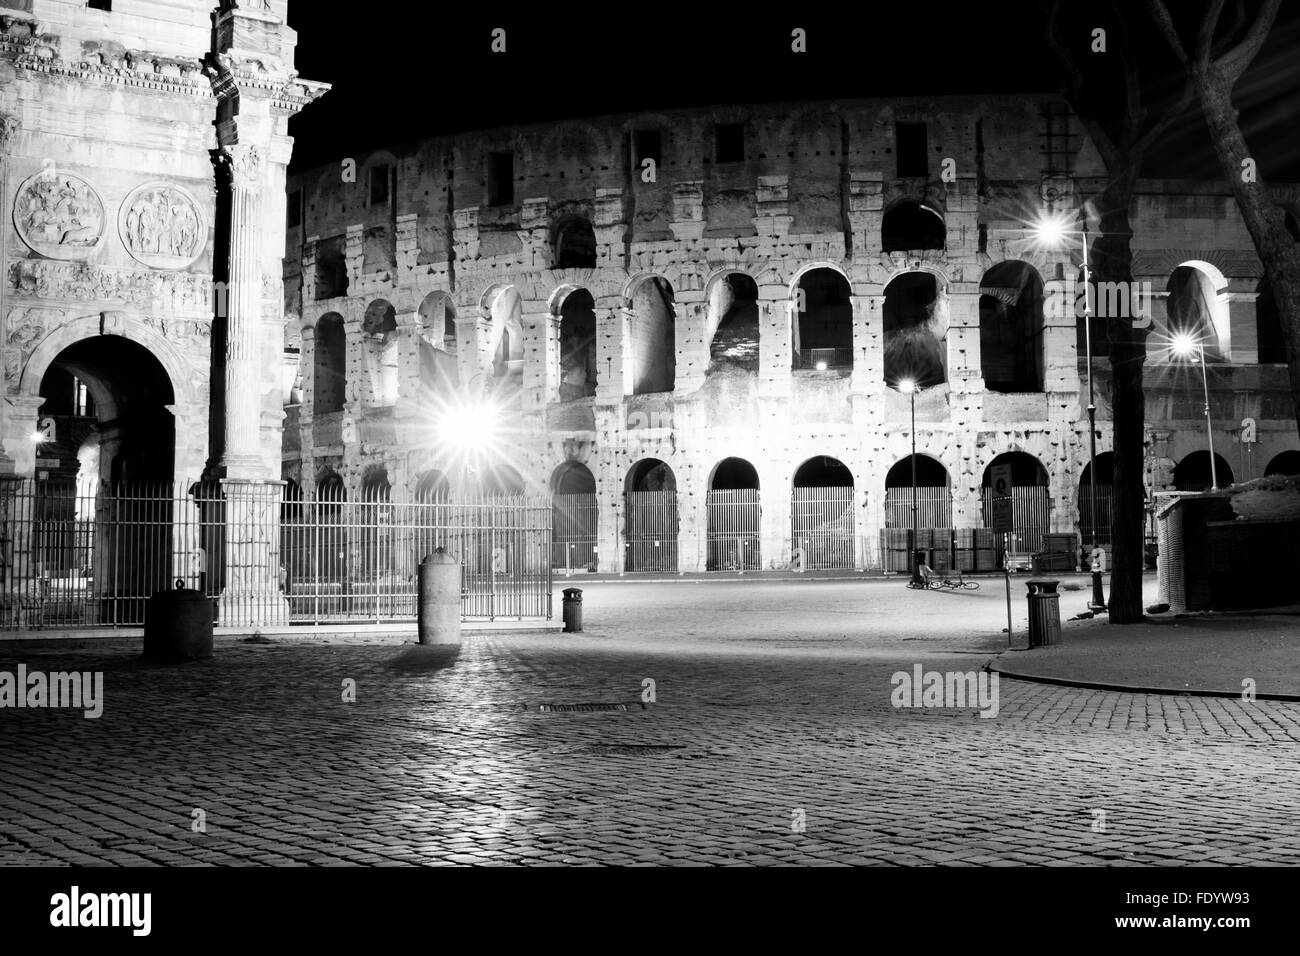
xmin=13 ymin=171 xmax=105 ymax=260
xmin=119 ymin=182 xmax=206 ymax=269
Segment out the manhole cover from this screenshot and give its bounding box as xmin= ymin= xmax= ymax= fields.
xmin=536 ymin=702 xmax=642 ymax=713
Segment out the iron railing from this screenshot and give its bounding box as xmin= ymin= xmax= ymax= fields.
xmin=552 ymin=493 xmax=598 ymax=572
xmin=791 ymin=486 xmax=855 ymax=569
xmin=624 ymin=490 xmax=678 ymax=572
xmin=980 ymin=486 xmax=1052 ymax=554
xmin=883 ymin=486 xmax=954 ymax=531
xmin=0 ymin=478 xmax=552 ymax=629
xmin=706 ymin=489 xmax=762 ymax=571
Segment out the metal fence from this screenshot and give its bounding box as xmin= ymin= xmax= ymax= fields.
xmin=1077 ymin=483 xmax=1114 ymax=547
xmin=282 ymin=486 xmax=552 ymax=623
xmin=980 ymin=486 xmax=1052 ymax=553
xmin=552 ymin=493 xmax=598 ymax=572
xmin=883 ymin=486 xmax=953 ymax=530
xmin=791 ymin=486 xmax=855 ymax=569
xmin=624 ymin=490 xmax=678 ymax=572
xmin=0 ymin=478 xmax=551 ymax=629
xmin=796 ymin=347 xmax=853 ymax=370
xmin=706 ymin=489 xmax=762 ymax=571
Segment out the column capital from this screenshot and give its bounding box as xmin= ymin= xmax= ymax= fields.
xmin=213 ymin=144 xmax=266 ymax=190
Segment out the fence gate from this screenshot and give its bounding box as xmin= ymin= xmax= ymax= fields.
xmin=624 ymin=490 xmax=678 ymax=572
xmin=281 ymin=492 xmax=553 ymax=623
xmin=706 ymin=489 xmax=761 ymax=571
xmin=791 ymin=486 xmax=855 ymax=569
xmin=552 ymin=493 xmax=598 ymax=571
xmin=981 ymin=486 xmax=1051 ymax=553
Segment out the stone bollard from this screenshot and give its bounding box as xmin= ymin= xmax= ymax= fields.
xmin=418 ymin=548 xmax=461 ymax=645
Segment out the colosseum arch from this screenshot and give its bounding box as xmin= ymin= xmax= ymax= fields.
xmin=1173 ymin=450 xmax=1233 ymax=491
xmin=1164 ymin=261 xmax=1229 ymax=360
xmin=705 ymin=271 xmax=760 ymax=372
xmin=417 ymin=290 xmax=459 ymax=398
xmin=981 ymin=451 xmax=1050 ymax=552
xmin=483 ymin=284 xmax=524 ymax=381
xmin=361 ymin=298 xmax=399 ymax=406
xmin=791 ymin=455 xmax=856 ymax=570
xmin=791 ymin=266 xmax=853 ymax=370
xmin=883 ymin=270 xmax=947 ymax=388
xmin=707 ymin=457 xmax=761 ymax=571
xmin=553 ymin=215 xmax=597 ymax=270
xmin=553 ymin=286 xmax=598 ymax=400
xmin=1265 ymin=450 xmax=1300 ymax=476
xmin=979 ymin=260 xmax=1046 ymax=392
xmin=882 ymin=199 xmax=946 ymax=253
xmin=550 ymin=461 xmax=598 ymax=572
xmin=625 ymin=275 xmax=677 ymax=394
xmin=313 ymin=312 xmax=346 ymax=414
xmin=624 ymin=457 xmax=678 ymax=572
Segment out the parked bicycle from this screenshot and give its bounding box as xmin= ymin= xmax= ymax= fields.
xmin=906 ymin=565 xmax=980 ymax=591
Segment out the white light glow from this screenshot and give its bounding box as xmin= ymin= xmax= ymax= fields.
xmin=1032 ymin=212 xmax=1075 ymax=246
xmin=815 ymin=361 xmax=828 ymax=371
xmin=1170 ymin=331 xmax=1200 ymax=359
xmin=898 ymin=378 xmax=916 ymax=394
xmin=29 ymin=431 xmax=44 ymax=444
xmin=438 ymin=398 xmax=500 ymax=452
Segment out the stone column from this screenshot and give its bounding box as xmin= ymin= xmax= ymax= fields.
xmin=1225 ymin=291 xmax=1259 ymax=364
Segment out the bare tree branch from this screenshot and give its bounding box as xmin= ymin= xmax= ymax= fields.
xmin=1215 ymin=0 xmax=1282 ymax=83
xmin=1196 ymin=0 xmax=1229 ymax=64
xmin=1145 ymin=0 xmax=1188 ymax=62
xmin=1041 ymin=0 xmax=1124 ymax=171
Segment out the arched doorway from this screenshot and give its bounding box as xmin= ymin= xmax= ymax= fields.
xmin=707 ymin=457 xmax=761 ymax=571
xmin=1077 ymin=452 xmax=1115 ymax=548
xmin=1173 ymin=451 xmax=1233 ymax=492
xmin=979 ymin=260 xmax=1045 ymax=392
xmin=624 ymin=458 xmax=678 ymax=572
xmin=881 ymin=199 xmax=946 ymax=252
xmin=707 ymin=272 xmax=760 ymax=373
xmin=313 ymin=313 xmax=346 ymax=414
xmin=551 ymin=461 xmax=597 ymax=571
xmin=313 ymin=473 xmax=347 ymax=616
xmin=1265 ymin=451 xmax=1300 ymax=477
xmin=556 ymin=288 xmax=597 ymax=400
xmin=884 ymin=455 xmax=952 ymax=571
xmin=627 ymin=277 xmax=676 ymax=394
xmin=33 ymin=335 xmax=177 ymax=624
xmin=791 ymin=456 xmax=854 ymax=569
xmin=981 ymin=452 xmax=1050 ymax=555
xmin=359 ymin=468 xmax=393 ymax=586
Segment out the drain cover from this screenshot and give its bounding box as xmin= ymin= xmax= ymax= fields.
xmin=536 ymin=702 xmax=640 ymax=712
xmin=573 ymin=744 xmax=686 ymax=756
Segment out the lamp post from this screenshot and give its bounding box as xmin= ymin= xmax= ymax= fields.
xmin=898 ymin=378 xmax=922 ymax=585
xmin=1032 ymin=214 xmax=1106 ymax=611
xmin=1172 ymin=332 xmax=1219 ymax=491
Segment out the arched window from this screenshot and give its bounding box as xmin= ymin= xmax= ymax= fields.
xmin=1173 ymin=451 xmax=1233 ymax=491
xmin=557 ymin=288 xmax=597 ymax=400
xmin=883 ymin=272 xmax=946 ymax=388
xmin=628 ymin=277 xmax=676 ymax=394
xmin=882 ymin=200 xmax=945 ymax=253
xmin=1165 ymin=265 xmax=1227 ymax=361
xmin=980 ymin=261 xmax=1045 ymax=392
xmin=313 ymin=313 xmax=346 ymax=414
xmin=707 ymin=273 xmax=759 ymax=372
xmin=793 ymin=269 xmax=853 ymax=370
xmin=362 ymin=300 xmax=398 ymax=406
xmin=554 ymin=217 xmax=596 ymax=270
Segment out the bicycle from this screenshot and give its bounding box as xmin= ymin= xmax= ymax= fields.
xmin=906 ymin=569 xmax=979 ymax=590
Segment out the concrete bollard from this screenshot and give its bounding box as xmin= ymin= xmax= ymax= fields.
xmin=418 ymin=548 xmax=461 ymax=645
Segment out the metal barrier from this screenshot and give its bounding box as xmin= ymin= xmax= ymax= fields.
xmin=624 ymin=490 xmax=678 ymax=572
xmin=0 ymin=478 xmax=552 ymax=629
xmin=552 ymin=492 xmax=598 ymax=572
xmin=791 ymin=486 xmax=855 ymax=569
xmin=706 ymin=488 xmax=761 ymax=570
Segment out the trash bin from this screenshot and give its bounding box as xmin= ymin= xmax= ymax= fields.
xmin=143 ymin=582 xmax=213 ymax=662
xmin=1025 ymin=578 xmax=1062 ymax=648
xmin=562 ymin=587 xmax=583 ymax=633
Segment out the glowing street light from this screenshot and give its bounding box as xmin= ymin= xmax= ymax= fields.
xmin=1170 ymin=332 xmax=1219 ymax=491
xmin=1032 ymin=210 xmax=1106 ymax=611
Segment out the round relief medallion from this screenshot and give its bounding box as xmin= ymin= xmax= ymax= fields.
xmin=119 ymin=181 xmax=207 ymax=269
xmin=13 ymin=170 xmax=106 ymax=260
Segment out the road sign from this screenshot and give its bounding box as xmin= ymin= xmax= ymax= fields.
xmin=989 ymin=463 xmax=1014 ymax=533
xmin=989 ymin=464 xmax=1013 ymax=499
xmin=991 ymin=495 xmax=1013 ymax=533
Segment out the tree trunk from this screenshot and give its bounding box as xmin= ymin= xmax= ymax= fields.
xmin=1192 ymin=62 xmax=1300 ymax=438
xmin=1093 ymin=172 xmax=1149 ymax=623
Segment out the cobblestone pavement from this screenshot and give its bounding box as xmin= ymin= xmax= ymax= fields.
xmin=2 ymin=579 xmax=1299 ymax=866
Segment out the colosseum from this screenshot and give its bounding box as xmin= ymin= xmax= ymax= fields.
xmin=281 ymin=96 xmax=1300 ymax=577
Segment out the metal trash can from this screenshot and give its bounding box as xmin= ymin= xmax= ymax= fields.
xmin=562 ymin=587 xmax=583 ymax=633
xmin=144 ymin=582 xmax=214 ymax=662
xmin=1025 ymin=578 xmax=1062 ymax=648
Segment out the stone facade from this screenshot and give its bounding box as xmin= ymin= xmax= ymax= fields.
xmin=0 ymin=1 xmax=324 ymax=623
xmin=282 ymin=97 xmax=1300 ymax=572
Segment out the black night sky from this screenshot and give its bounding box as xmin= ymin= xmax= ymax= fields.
xmin=286 ymin=3 xmax=1300 ymax=181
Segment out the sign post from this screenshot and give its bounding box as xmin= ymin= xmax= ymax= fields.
xmin=989 ymin=464 xmax=1015 ymax=646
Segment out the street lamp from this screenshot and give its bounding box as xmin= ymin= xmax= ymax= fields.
xmin=1170 ymin=331 xmax=1219 ymax=491
xmin=1032 ymin=211 xmax=1107 ymax=611
xmin=897 ymin=378 xmax=923 ymax=586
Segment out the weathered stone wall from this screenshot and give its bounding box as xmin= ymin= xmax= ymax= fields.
xmin=282 ymin=97 xmax=1300 ymax=572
